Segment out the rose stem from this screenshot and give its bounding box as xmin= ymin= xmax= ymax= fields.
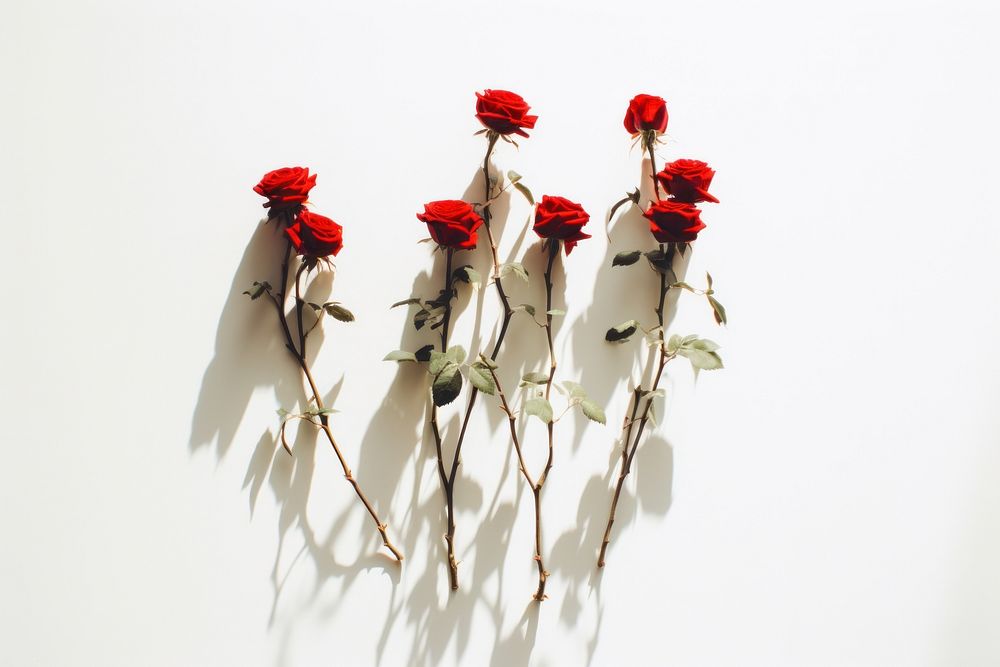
xmin=429 ymin=247 xmax=461 ymax=589
xmin=645 ymin=132 xmax=663 ymax=201
xmin=597 ymin=242 xmax=675 ymax=568
xmin=433 ymin=132 xmax=516 ymax=590
xmin=478 ymin=131 xmax=516 ymax=364
xmin=485 ymin=366 xmax=538 ymax=599
xmin=483 ymin=238 xmax=558 ymax=600
xmin=451 ymin=133 xmax=513 ymax=450
xmin=597 ymin=133 xmax=668 ymax=567
xmin=528 ymin=239 xmax=561 ymax=600
xmin=270 ymin=236 xmax=403 ymax=562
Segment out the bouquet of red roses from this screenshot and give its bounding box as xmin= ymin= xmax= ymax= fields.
xmin=246 ymin=167 xmax=403 ymax=562
xmin=599 ymin=94 xmax=726 ymax=567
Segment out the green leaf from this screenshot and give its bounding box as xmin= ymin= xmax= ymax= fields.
xmin=667 ymin=334 xmax=683 ymax=355
xmin=678 ymin=347 xmax=724 ymax=370
xmin=500 ymin=262 xmax=529 ymax=282
xmin=432 ymin=363 xmax=464 ymax=406
xmin=276 ymin=407 xmax=290 ymax=417
xmin=706 ymin=272 xmax=714 ymax=290
xmin=324 ymin=303 xmax=355 ymax=322
xmin=612 ymin=250 xmax=642 ymax=267
xmin=413 ymin=301 xmax=445 ymax=331
xmin=580 ymin=399 xmax=606 ymax=425
xmin=414 ymin=344 xmax=435 ymax=362
xmin=468 ymin=361 xmax=496 ymax=395
xmin=507 ymin=169 xmax=522 ymax=184
xmin=524 ymin=397 xmax=553 ymax=423
xmin=689 ymin=338 xmax=721 ymax=352
xmin=391 ymin=297 xmax=421 ymax=309
xmin=446 ymin=344 xmax=466 ymax=365
xmin=383 ymin=350 xmax=417 ymax=362
xmin=561 ymin=381 xmax=588 ymax=399
xmin=671 ymin=281 xmax=697 ymax=293
xmin=644 ymin=249 xmax=675 ymax=279
xmin=413 ymin=308 xmax=431 ymax=330
xmin=243 ymin=281 xmax=272 ymax=300
xmin=425 ymin=309 xmax=446 ymax=329
xmin=673 ymin=335 xmax=724 ymax=370
xmin=513 ymin=181 xmax=534 ymax=205
xmin=708 ymin=295 xmax=727 ymax=325
xmin=605 ymin=319 xmax=640 ymax=344
xmin=514 ymin=303 xmax=536 ymax=317
xmin=547 ymin=309 xmax=566 ymax=317
xmin=428 ymin=350 xmax=450 ymax=375
xmin=521 ymin=371 xmax=549 ymax=385
xmin=477 ymin=353 xmax=498 ymax=369
xmin=454 ymin=265 xmax=481 ymax=289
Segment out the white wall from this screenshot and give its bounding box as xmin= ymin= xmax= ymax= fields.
xmin=2 ymin=0 xmax=999 ymax=665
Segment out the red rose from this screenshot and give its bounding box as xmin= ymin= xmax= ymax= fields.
xmin=475 ymin=90 xmax=538 ymax=138
xmin=656 ymin=159 xmax=719 ymax=204
xmin=643 ymin=200 xmax=705 ymax=243
xmin=285 ymin=210 xmax=344 ymax=257
xmin=253 ymin=167 xmax=317 ymax=213
xmin=624 ymin=94 xmax=668 ymax=135
xmin=417 ymin=200 xmax=484 ymax=250
xmin=533 ymin=195 xmax=592 ymax=255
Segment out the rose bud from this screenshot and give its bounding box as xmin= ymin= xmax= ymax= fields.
xmin=643 ymin=200 xmax=706 ymax=243
xmin=533 ymin=195 xmax=592 ymax=255
xmin=417 ymin=200 xmax=484 ymax=250
xmin=285 ymin=210 xmax=344 ymax=258
xmin=253 ymin=167 xmax=318 ymax=215
xmin=475 ymin=89 xmax=539 ymax=138
xmin=656 ymin=159 xmax=719 ymax=204
xmin=624 ymin=94 xmax=668 ymax=136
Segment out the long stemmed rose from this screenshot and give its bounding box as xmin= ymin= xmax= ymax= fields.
xmin=470 ymin=88 xmax=539 ymax=364
xmin=386 ymin=197 xmax=491 ymax=590
xmin=384 ymin=90 xmax=538 ymax=590
xmin=482 ymin=195 xmax=604 ymax=601
xmin=246 ymin=167 xmax=403 ymax=562
xmin=598 ymin=96 xmax=726 ymax=567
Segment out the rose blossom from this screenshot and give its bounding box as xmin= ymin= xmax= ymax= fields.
xmin=623 ymin=94 xmax=668 ymax=135
xmin=253 ymin=166 xmax=317 ymax=213
xmin=475 ymin=90 xmax=538 ymax=138
xmin=286 ymin=210 xmax=344 ymax=257
xmin=417 ymin=200 xmax=484 ymax=250
xmin=533 ymin=195 xmax=592 ymax=255
xmin=643 ymin=200 xmax=705 ymax=243
xmin=656 ymin=159 xmax=719 ymax=204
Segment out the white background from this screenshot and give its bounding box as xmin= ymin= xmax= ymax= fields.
xmin=2 ymin=0 xmax=999 ymax=665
